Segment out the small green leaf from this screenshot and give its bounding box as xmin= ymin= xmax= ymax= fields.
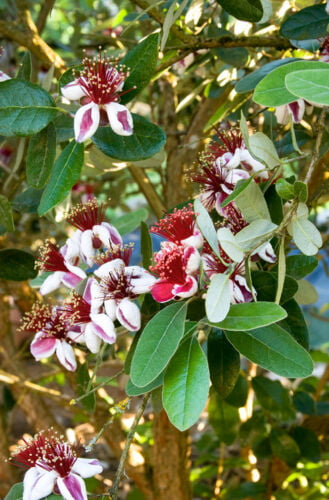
xmin=207 ymin=329 xmax=240 ymax=398
xmin=292 ymin=426 xmax=321 ymax=462
xmin=0 ymin=249 xmax=37 ymax=281
xmin=225 ymin=373 xmax=248 ymax=407
xmin=285 ymin=69 xmax=329 ymax=106
xmin=130 ymin=301 xmax=187 ymax=387
xmin=280 ymin=4 xmax=329 ymax=41
xmin=205 ymin=273 xmax=231 ymax=323
xmin=208 ymin=387 xmax=240 ymax=444
xmin=217 ymin=227 xmax=244 ymax=262
xmin=221 ymin=177 xmax=253 ymax=208
xmin=163 ymin=336 xmax=209 ymax=431
xmin=294 ymin=279 xmax=318 ymax=305
xmin=194 ymin=198 xmax=220 ymax=257
xmin=114 ymin=208 xmax=148 ymax=235
xmin=252 ymin=376 xmax=295 ymax=420
xmin=235 ymin=219 xmax=277 ymax=251
xmin=12 ymin=187 xmax=43 ymax=214
xmin=270 ymin=428 xmax=300 ymax=467
xmin=294 ymin=181 xmax=308 ymax=203
xmin=16 ymin=51 xmax=32 ymax=81
xmin=291 ymin=217 xmax=322 ymax=256
xmin=4 ymin=483 xmax=23 ymax=500
xmin=26 ymin=123 xmax=56 ymax=189
xmin=249 ymin=132 xmax=280 ymax=170
xmin=120 ymin=33 xmax=159 ymax=104
xmin=0 ymin=79 xmax=57 ymax=136
xmin=235 ymin=181 xmax=271 ymax=222
xmin=0 ymin=195 xmax=14 ymax=232
xmin=93 ymin=114 xmax=166 ymax=161
xmin=251 ymin=271 xmax=298 ymax=304
xmin=38 ymin=141 xmax=84 ymax=215
xmin=126 ymin=372 xmax=163 ymax=396
xmin=140 ymin=221 xmax=153 ymax=269
xmin=225 ymin=323 xmax=313 ymax=378
xmin=215 ymin=0 xmax=263 ymax=22
xmin=208 ymin=302 xmax=287 ymax=331
xmin=275 ymin=178 xmax=295 ymax=200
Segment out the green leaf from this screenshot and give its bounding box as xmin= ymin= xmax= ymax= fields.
xmin=251 ymin=271 xmax=298 ymax=304
xmin=205 ymin=273 xmax=231 ymax=323
xmin=54 ymin=114 xmax=74 ymax=142
xmin=4 ymin=483 xmax=23 ymax=500
xmin=252 ymin=376 xmax=295 ymax=420
xmin=292 ymin=426 xmax=321 ymax=462
xmin=207 ymin=329 xmax=240 ymax=398
xmin=280 ymin=299 xmax=309 ymax=350
xmin=249 ymin=132 xmax=280 ymax=170
xmin=194 ymin=198 xmax=220 ymax=257
xmin=294 ymin=181 xmax=308 ymax=203
xmin=235 ymin=219 xmax=277 ymax=251
xmin=93 ymin=114 xmax=166 ymax=161
xmin=225 ymin=373 xmax=248 ymax=407
xmin=140 ymin=221 xmax=153 ymax=269
xmin=220 ymin=177 xmax=253 ymax=208
xmin=290 ymin=217 xmax=322 ymax=256
xmin=130 ymin=301 xmax=187 ymax=387
xmin=0 ymin=79 xmax=57 ymax=136
xmin=26 ymin=123 xmax=56 ymax=189
xmin=275 ymin=178 xmax=295 ymax=200
xmin=77 ymin=363 xmax=95 ymax=412
xmin=114 ymin=208 xmax=148 ymax=235
xmin=235 ymin=58 xmax=301 ymax=94
xmin=253 ymin=61 xmax=329 ymax=107
xmin=38 ymin=141 xmax=84 ymax=215
xmin=280 ymin=4 xmax=329 ymax=41
xmin=12 ymin=187 xmax=43 ymax=214
xmin=294 ymin=279 xmax=318 ymax=305
xmin=225 ymin=323 xmax=313 ymax=378
xmin=208 ymin=302 xmax=287 ymax=331
xmin=208 ymin=387 xmax=240 ymax=444
xmin=58 ymin=64 xmax=83 ymax=90
xmin=0 ymin=249 xmax=37 ymax=281
xmin=120 ymin=33 xmax=159 ymax=104
xmin=215 ymin=0 xmax=263 ymax=22
xmin=161 ymin=0 xmax=189 ymax=51
xmin=217 ymin=228 xmax=244 ymax=262
xmin=235 ymin=181 xmax=271 ymax=222
xmin=126 ymin=372 xmax=163 ymax=396
xmin=16 ymin=51 xmax=32 ymax=81
xmin=0 ymin=195 xmax=14 ymax=232
xmin=285 ymin=69 xmax=329 ymax=106
xmin=163 ymin=336 xmax=209 ymax=431
xmin=270 ymin=428 xmax=300 ymax=467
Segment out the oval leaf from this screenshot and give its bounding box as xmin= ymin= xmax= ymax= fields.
xmin=4 ymin=483 xmax=23 ymax=500
xmin=163 ymin=336 xmax=209 ymax=431
xmin=285 ymin=69 xmax=329 ymax=106
xmin=225 ymin=323 xmax=313 ymax=378
xmin=208 ymin=302 xmax=287 ymax=331
xmin=114 ymin=207 xmax=148 ymax=235
xmin=207 ymin=329 xmax=240 ymax=398
xmin=130 ymin=301 xmax=187 ymax=387
xmin=0 ymin=249 xmax=37 ymax=281
xmin=194 ymin=198 xmax=220 ymax=257
xmin=126 ymin=372 xmax=164 ymax=396
xmin=280 ymin=4 xmax=329 ymax=41
xmin=217 ymin=227 xmax=244 ymax=262
xmin=235 ymin=219 xmax=277 ymax=251
xmin=216 ymin=0 xmax=263 ymax=22
xmin=26 ymin=123 xmax=56 ymax=189
xmin=205 ymin=273 xmax=231 ymax=323
xmin=235 ymin=181 xmax=271 ymax=222
xmin=208 ymin=387 xmax=240 ymax=444
xmin=291 ymin=218 xmax=322 ymax=256
xmin=38 ymin=141 xmax=84 ymax=215
xmin=0 ymin=79 xmax=56 ymax=136
xmin=92 ymin=114 xmax=166 ymax=161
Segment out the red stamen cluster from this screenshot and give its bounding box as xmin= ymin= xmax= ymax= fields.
xmin=20 ymin=304 xmax=71 ymax=341
xmin=208 ymin=129 xmax=244 ymax=157
xmin=320 ymin=35 xmax=329 ymax=58
xmin=65 ymin=199 xmax=105 ymax=231
xmin=36 ymin=241 xmax=69 ymax=273
xmin=150 ymin=245 xmax=188 ymax=284
xmin=94 ymin=244 xmax=133 ymax=266
xmin=64 ymin=292 xmax=91 ymax=324
xmin=99 ymin=267 xmax=136 ymax=300
xmin=150 ymin=205 xmax=197 ymax=244
xmin=11 ymin=429 xmax=80 ymax=477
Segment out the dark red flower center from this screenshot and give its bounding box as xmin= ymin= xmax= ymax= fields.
xmin=66 ymin=200 xmax=105 ymax=231
xmin=150 ymin=205 xmax=197 ymax=244
xmin=36 ymin=241 xmax=69 ymax=273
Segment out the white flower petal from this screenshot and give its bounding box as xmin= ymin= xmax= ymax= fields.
xmin=39 ymin=271 xmax=64 ymax=295
xmin=0 ymin=71 xmax=11 ymax=82
xmin=106 ymin=102 xmax=133 ymax=136
xmin=102 ymin=222 xmax=123 ymax=246
xmin=127 ymin=266 xmax=156 ymax=294
xmin=61 ymin=79 xmax=87 ymax=100
xmin=30 ymin=333 xmax=57 ymax=360
xmin=23 ymin=467 xmax=57 ymax=500
xmin=92 ymin=224 xmax=112 ymax=248
xmin=84 ymin=323 xmax=102 ymax=353
xmin=116 ymin=298 xmax=141 ymax=331
xmin=56 ymin=341 xmax=77 ymax=371
xmin=80 ymin=229 xmax=95 ymax=264
xmin=184 ymin=246 xmax=201 ymax=274
xmin=90 ymin=313 xmax=116 ymax=343
xmin=104 ymin=298 xmax=117 ymax=320
xmin=57 ymin=473 xmax=87 ymax=500
xmin=72 ymin=457 xmax=103 ymax=477
xmin=94 ymin=258 xmax=124 ymax=278
xmin=74 ymin=102 xmax=100 ymax=143
xmin=90 ymin=279 xmax=104 ymax=311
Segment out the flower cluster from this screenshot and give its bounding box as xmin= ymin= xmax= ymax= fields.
xmin=21 ymin=200 xmax=155 ymax=370
xmin=10 ymin=429 xmax=102 ymax=500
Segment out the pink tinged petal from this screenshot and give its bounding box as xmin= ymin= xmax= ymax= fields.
xmin=275 ymin=104 xmax=290 ymax=125
xmin=62 ymin=271 xmax=84 ymax=288
xmin=92 ymin=224 xmax=112 ymax=248
xmin=240 ymin=149 xmax=267 ymax=178
xmin=90 ymin=313 xmax=116 ymax=343
xmin=72 ymin=457 xmax=103 ymax=477
xmin=74 ymin=102 xmax=100 ymax=143
xmin=102 ymin=222 xmax=123 ymax=246
xmin=55 ymin=341 xmax=77 ymax=371
xmin=84 ymin=323 xmax=102 ymax=353
xmin=184 ymin=246 xmax=200 ymax=274
xmin=224 ymin=149 xmax=242 ymax=169
xmin=90 ymin=280 xmax=105 ymax=311
xmin=253 ymin=241 xmax=276 ymax=263
xmin=225 ymin=168 xmax=250 ymax=186
xmin=61 ymin=79 xmax=87 ymax=101
xmin=0 ymin=71 xmax=11 ymax=82
xmin=83 ymin=278 xmax=94 ymax=304
xmin=231 ymin=275 xmax=253 ymax=304
xmin=127 ymin=267 xmax=157 ymax=294
xmin=151 ymin=280 xmax=175 ymax=303
xmin=61 ymin=237 xmax=81 ymax=261
xmin=57 ymin=473 xmax=88 ymax=500
xmin=104 ymin=298 xmax=117 ymax=320
xmin=199 ymin=191 xmax=215 ymax=211
xmin=67 ymin=327 xmax=84 ymax=343
xmin=80 ymin=229 xmax=95 ymax=264
xmin=94 ymin=258 xmax=125 ymax=279
xmin=31 ymin=333 xmax=57 ymax=360
xmin=181 ymin=229 xmax=204 ymax=249
xmin=39 ymin=271 xmax=64 ymax=295
xmin=116 ymin=298 xmax=141 ymax=331
xmin=173 ymin=276 xmax=198 ymax=299
xmin=106 ymin=102 xmax=133 ymax=136
xmin=23 ymin=467 xmax=57 ymax=500
xmin=288 ymin=99 xmax=305 ymax=123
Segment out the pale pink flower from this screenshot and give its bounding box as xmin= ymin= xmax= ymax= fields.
xmin=275 ymin=99 xmax=306 ymax=125
xmin=10 ymin=429 xmax=103 ymax=500
xmin=0 ymin=70 xmax=10 ymax=81
xmin=61 ymin=53 xmax=133 ymax=142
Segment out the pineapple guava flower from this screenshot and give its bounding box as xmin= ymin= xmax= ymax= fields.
xmin=65 ymin=200 xmax=122 ymax=266
xmin=20 ymin=303 xmax=79 ymax=371
xmin=10 ymin=429 xmax=103 ymax=500
xmin=0 ymin=69 xmax=10 ymax=81
xmin=150 ymin=242 xmax=200 ymax=303
xmin=61 ymin=53 xmax=133 ymax=142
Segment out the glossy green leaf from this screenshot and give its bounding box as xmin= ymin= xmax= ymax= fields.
xmin=0 ymin=195 xmax=14 ymax=232
xmin=207 ymin=329 xmax=240 ymax=398
xmin=4 ymin=483 xmax=23 ymax=500
xmin=293 ymin=391 xmax=315 ymax=415
xmin=93 ymin=114 xmax=166 ymax=161
xmin=0 ymin=249 xmax=37 ymax=281
xmin=130 ymin=301 xmax=187 ymax=387
xmin=251 ymin=271 xmax=298 ymax=304
xmin=77 ymin=363 xmax=95 ymax=412
xmin=252 ymin=376 xmax=295 ymax=420
xmin=290 ymin=217 xmax=322 ymax=256
xmin=225 ymin=373 xmax=248 ymax=407
xmin=54 ymin=114 xmax=74 ymax=142
xmin=225 ymin=323 xmax=313 ymax=378
xmin=126 ymin=372 xmax=163 ymax=396
xmin=270 ymin=428 xmax=300 ymax=467
xmin=235 ymin=58 xmax=301 ymax=93
xmin=280 ymin=299 xmax=309 ymax=350
xmin=292 ymin=426 xmax=321 ymax=462
xmin=120 ymin=33 xmax=159 ymax=104
xmin=280 ymin=4 xmax=329 ymax=41
xmin=16 ymin=51 xmax=32 ymax=81
xmin=194 ymin=198 xmax=220 ymax=257
xmin=235 ymin=219 xmax=277 ymax=251
xmin=140 ymin=220 xmax=153 ymax=268
xmin=0 ymin=79 xmax=57 ymax=136
xmin=208 ymin=302 xmax=287 ymax=331
xmin=275 ymin=178 xmax=295 ymax=200
xmin=38 ymin=141 xmax=84 ymax=215
xmin=215 ymin=0 xmax=263 ymax=22
xmin=205 ymin=273 xmax=231 ymax=323
xmin=294 ymin=181 xmax=308 ymax=203
xmin=221 ymin=178 xmax=253 ymax=208
xmin=285 ymin=69 xmax=329 ymax=106
xmin=253 ymin=61 xmax=329 ymax=107
xmin=114 ymin=207 xmax=148 ymax=235
xmin=12 ymin=187 xmax=43 ymax=214
xmin=235 ymin=181 xmax=271 ymax=222
xmin=208 ymin=387 xmax=240 ymax=444
xmin=26 ymin=123 xmax=56 ymax=189
xmin=163 ymin=336 xmax=209 ymax=431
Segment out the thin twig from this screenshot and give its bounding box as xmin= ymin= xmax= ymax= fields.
xmin=109 ymin=393 xmax=150 ymax=499
xmin=304 ymin=107 xmax=327 ymax=185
